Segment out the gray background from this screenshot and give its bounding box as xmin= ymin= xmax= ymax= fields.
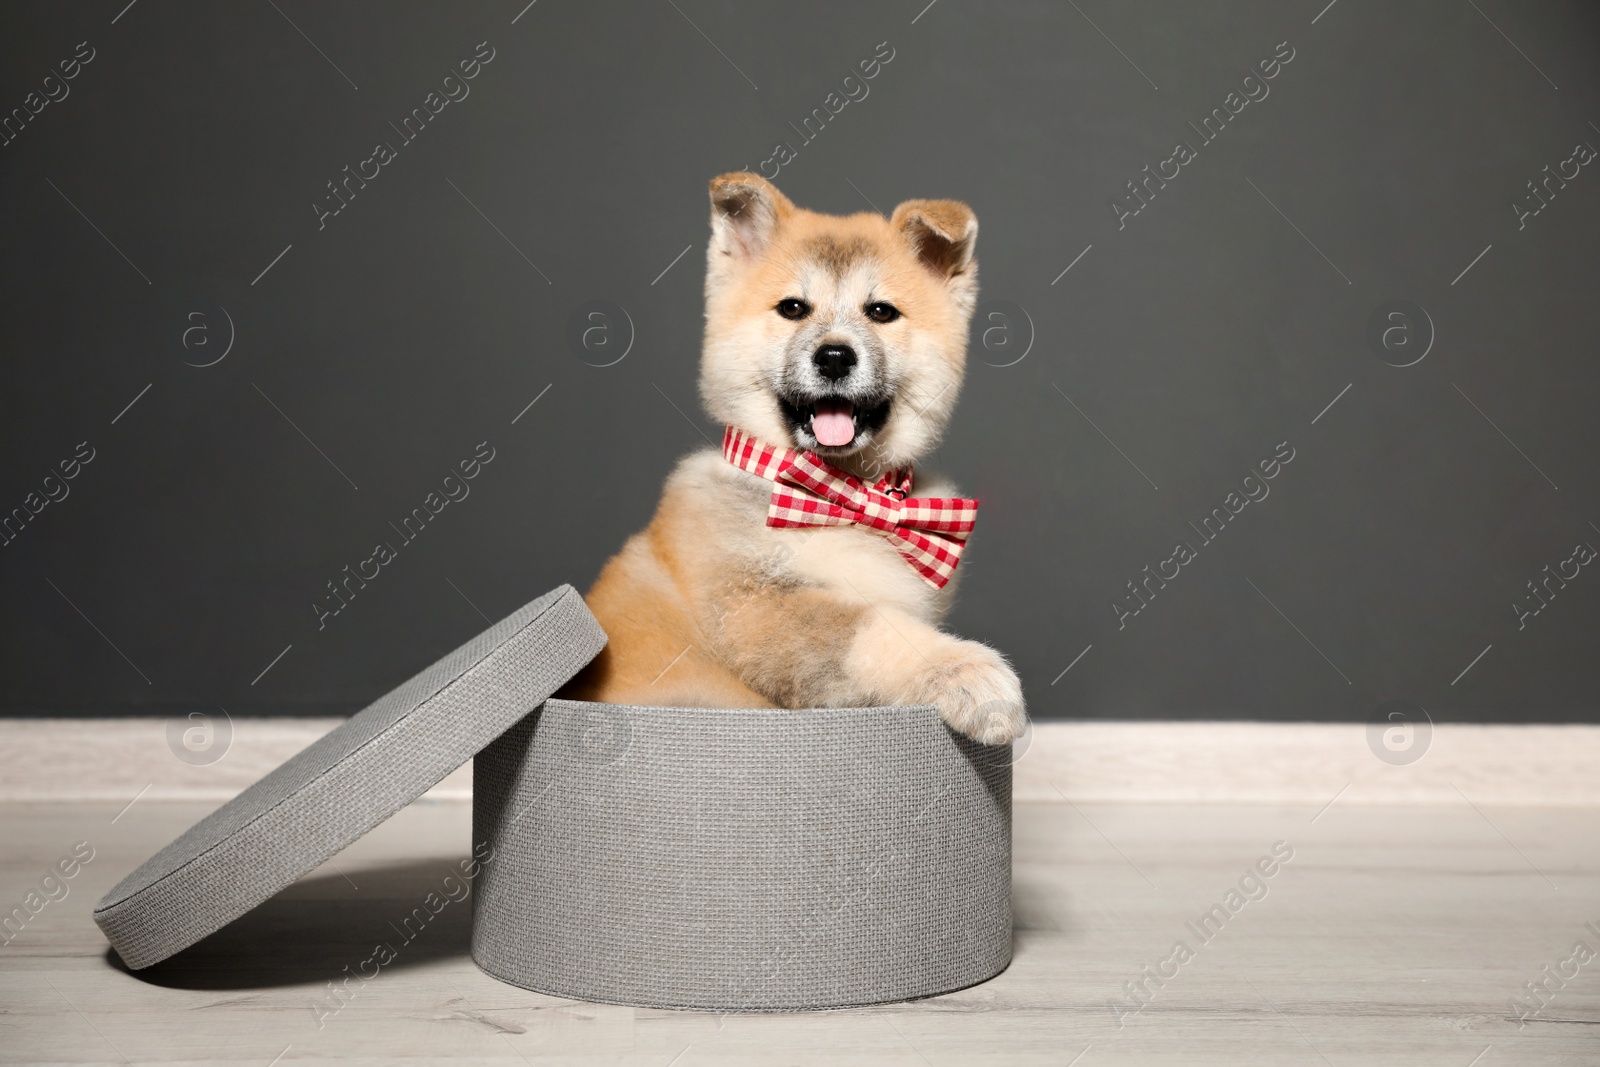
xmin=2 ymin=0 xmax=1596 ymax=722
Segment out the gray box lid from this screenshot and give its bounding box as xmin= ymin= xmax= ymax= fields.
xmin=93 ymin=584 xmax=606 ymax=970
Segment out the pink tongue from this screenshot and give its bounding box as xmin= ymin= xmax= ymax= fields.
xmin=811 ymin=399 xmax=856 ymax=447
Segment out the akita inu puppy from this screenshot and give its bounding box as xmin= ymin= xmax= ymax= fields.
xmin=561 ymin=172 xmax=1024 ymax=743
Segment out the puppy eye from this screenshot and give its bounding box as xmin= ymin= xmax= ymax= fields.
xmin=865 ymin=302 xmax=901 ymax=324
xmin=776 ymin=298 xmax=811 ymax=320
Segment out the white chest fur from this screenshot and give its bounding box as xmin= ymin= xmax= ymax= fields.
xmin=676 ymin=450 xmax=958 ymax=626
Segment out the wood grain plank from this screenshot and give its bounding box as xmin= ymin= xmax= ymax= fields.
xmin=1 ymin=798 xmax=1596 ymax=1064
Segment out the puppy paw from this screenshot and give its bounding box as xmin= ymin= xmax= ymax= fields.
xmin=912 ymin=640 xmax=1026 ymax=745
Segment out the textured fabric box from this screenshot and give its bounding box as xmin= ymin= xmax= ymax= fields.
xmin=93 ymin=582 xmax=1014 ymax=1011
xmin=471 ymin=699 xmax=1013 ymax=1011
xmin=94 ymin=585 xmax=605 ymax=970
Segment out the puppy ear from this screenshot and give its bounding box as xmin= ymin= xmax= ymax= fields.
xmin=709 ymin=172 xmax=792 ymax=261
xmin=891 ymin=199 xmax=978 ymax=280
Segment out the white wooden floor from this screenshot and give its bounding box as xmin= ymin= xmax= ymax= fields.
xmin=2 ymin=796 xmax=1597 ymax=1065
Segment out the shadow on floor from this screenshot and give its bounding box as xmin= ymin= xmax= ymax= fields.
xmin=108 ymin=858 xmax=477 ymax=990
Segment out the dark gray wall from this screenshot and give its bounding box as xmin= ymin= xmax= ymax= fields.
xmin=3 ymin=1 xmax=1597 ymax=722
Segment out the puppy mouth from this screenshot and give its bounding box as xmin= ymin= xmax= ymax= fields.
xmin=777 ymin=393 xmax=892 ymax=451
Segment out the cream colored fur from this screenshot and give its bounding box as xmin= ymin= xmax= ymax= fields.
xmin=560 ymin=173 xmax=1025 ymax=744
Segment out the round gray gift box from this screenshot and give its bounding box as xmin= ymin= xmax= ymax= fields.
xmin=470 ymin=699 xmax=1013 ymax=1011
xmin=92 ymin=580 xmax=1014 ymax=1011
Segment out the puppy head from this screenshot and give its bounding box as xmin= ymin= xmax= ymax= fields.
xmin=699 ymin=172 xmax=977 ymax=472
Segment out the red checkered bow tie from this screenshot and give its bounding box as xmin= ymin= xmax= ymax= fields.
xmin=722 ymin=426 xmax=978 ymax=589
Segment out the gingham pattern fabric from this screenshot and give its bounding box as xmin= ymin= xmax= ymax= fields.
xmin=722 ymin=426 xmax=978 ymax=588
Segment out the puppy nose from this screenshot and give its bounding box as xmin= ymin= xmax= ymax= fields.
xmin=812 ymin=345 xmax=857 ymax=381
